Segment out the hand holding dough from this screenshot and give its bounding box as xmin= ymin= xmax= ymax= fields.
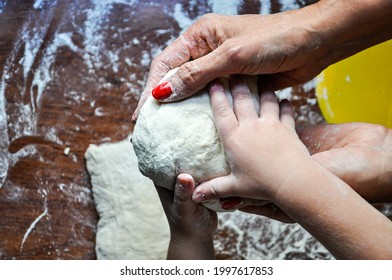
xmin=132 ymin=68 xmax=261 ymax=212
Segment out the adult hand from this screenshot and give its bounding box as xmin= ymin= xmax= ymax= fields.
xmin=132 ymin=6 xmax=325 ymax=121
xmin=132 ymin=0 xmax=392 ymax=122
xmin=156 ymin=173 xmax=217 ymax=259
xmin=298 ymin=123 xmax=392 ymax=203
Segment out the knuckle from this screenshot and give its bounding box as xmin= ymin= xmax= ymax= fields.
xmin=177 ymin=61 xmax=201 ymax=90
xmin=233 ymin=87 xmax=251 ymax=100
xmin=150 ymin=53 xmax=164 ymax=68
xmin=174 ymin=188 xmax=188 ymax=203
xmin=261 ymin=92 xmax=278 ymax=102
xmin=199 ymin=13 xmax=218 ymax=25
xmin=215 ymin=105 xmax=232 ymax=119
xmin=208 ymin=184 xmax=221 ymax=200
xmin=225 ymin=43 xmax=244 ymax=65
xmin=150 ymin=54 xmax=170 ymax=74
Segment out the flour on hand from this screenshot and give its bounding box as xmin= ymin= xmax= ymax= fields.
xmin=132 ymin=68 xmax=260 ymax=212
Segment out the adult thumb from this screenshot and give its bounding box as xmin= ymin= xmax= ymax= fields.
xmin=152 ymin=51 xmax=229 ymax=103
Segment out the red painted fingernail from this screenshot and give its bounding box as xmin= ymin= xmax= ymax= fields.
xmin=152 ymin=81 xmax=173 ymax=100
xmin=221 ymin=197 xmax=243 ymax=210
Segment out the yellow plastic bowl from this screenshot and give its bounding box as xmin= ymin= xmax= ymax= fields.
xmin=316 ymin=40 xmax=392 ymax=128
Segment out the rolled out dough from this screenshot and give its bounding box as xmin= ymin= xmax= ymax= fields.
xmin=132 ymin=68 xmax=259 ymax=212
xmin=85 ymin=138 xmax=169 ymax=259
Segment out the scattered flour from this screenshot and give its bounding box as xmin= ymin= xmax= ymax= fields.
xmin=0 ymin=1 xmax=6 ymax=14
xmin=1 ymin=0 xmax=329 ymax=259
xmin=279 ymin=0 xmax=302 ymax=11
xmin=33 ymin=0 xmax=49 ymax=10
xmin=63 ymin=146 xmax=70 ymax=156
xmin=20 ymin=205 xmax=48 ymax=252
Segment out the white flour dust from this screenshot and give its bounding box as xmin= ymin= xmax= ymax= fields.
xmin=0 ymin=0 xmax=141 ymax=188
xmin=20 ymin=205 xmax=48 ymax=252
xmin=0 ymin=0 xmax=58 ymax=186
xmin=1 ymin=0 xmax=330 ymax=259
xmin=279 ymin=0 xmax=301 ymax=11
xmin=0 ymin=1 xmax=6 ymax=14
xmin=164 ymin=0 xmax=328 ymax=259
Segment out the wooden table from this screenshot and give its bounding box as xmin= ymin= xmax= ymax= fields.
xmin=0 ymin=0 xmax=332 ymax=260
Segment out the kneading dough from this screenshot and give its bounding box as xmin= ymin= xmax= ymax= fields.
xmin=85 ymin=138 xmax=169 ymax=259
xmin=132 ymin=68 xmax=259 ymax=212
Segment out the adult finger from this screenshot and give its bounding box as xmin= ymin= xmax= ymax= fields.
xmin=172 ymin=174 xmax=198 ymax=216
xmin=230 ymin=75 xmax=258 ymax=122
xmin=279 ymin=99 xmax=296 ymax=131
xmin=133 ymin=42 xmax=232 ymax=121
xmin=131 ymin=36 xmax=194 ymax=122
xmin=138 ymin=13 xmax=234 ymax=106
xmin=152 ymin=48 xmax=235 ymax=103
xmin=209 ymin=79 xmax=237 ymax=139
xmin=132 ymin=12 xmax=220 ymax=122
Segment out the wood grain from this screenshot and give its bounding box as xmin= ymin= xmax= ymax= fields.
xmin=0 ymin=0 xmax=326 ymax=259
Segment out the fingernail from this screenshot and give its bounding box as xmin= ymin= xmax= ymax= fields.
xmin=209 ymin=79 xmax=224 ymax=93
xmin=221 ymin=197 xmax=243 ymax=210
xmin=131 ymin=112 xmax=137 ymax=123
xmin=177 ymin=176 xmax=191 ymax=190
xmin=192 ymin=191 xmax=206 ymax=202
xmin=152 ymin=81 xmax=173 ymax=100
xmin=176 ymin=177 xmax=184 ymax=190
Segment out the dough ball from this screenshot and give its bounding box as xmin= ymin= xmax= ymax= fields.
xmin=132 ymin=68 xmax=259 ymax=212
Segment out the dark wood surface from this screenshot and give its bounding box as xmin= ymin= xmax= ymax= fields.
xmin=0 ymin=0 xmax=326 ymax=260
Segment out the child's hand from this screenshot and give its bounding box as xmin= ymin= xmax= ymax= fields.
xmin=156 ymin=173 xmax=217 ymax=259
xmin=193 ymin=76 xmax=312 ymax=204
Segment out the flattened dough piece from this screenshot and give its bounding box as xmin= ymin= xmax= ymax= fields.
xmin=85 ymin=137 xmax=169 ymax=259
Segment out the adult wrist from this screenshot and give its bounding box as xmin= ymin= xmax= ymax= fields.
xmin=309 ymin=0 xmax=392 ymax=68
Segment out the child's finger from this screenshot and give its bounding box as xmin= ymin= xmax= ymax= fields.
xmin=279 ymin=99 xmax=296 ymax=131
xmin=230 ymin=75 xmax=258 ymax=122
xmin=258 ymin=84 xmax=279 ymax=120
xmin=173 ymin=173 xmax=198 ymax=216
xmin=209 ymin=79 xmax=237 ymax=138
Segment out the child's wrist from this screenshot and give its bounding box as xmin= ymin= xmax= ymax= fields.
xmin=168 ymin=235 xmax=215 ymax=260
xmin=170 ymin=232 xmax=214 ymax=246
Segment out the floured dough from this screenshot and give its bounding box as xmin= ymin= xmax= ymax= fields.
xmin=85 ymin=138 xmax=169 ymax=259
xmin=132 ymin=68 xmax=259 ymax=212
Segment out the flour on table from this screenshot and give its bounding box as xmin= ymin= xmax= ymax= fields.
xmin=132 ymin=68 xmax=261 ymax=212
xmin=85 ymin=138 xmax=169 ymax=260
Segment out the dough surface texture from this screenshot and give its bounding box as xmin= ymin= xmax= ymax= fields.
xmin=132 ymin=69 xmax=259 ymax=212
xmin=85 ymin=138 xmax=169 ymax=259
